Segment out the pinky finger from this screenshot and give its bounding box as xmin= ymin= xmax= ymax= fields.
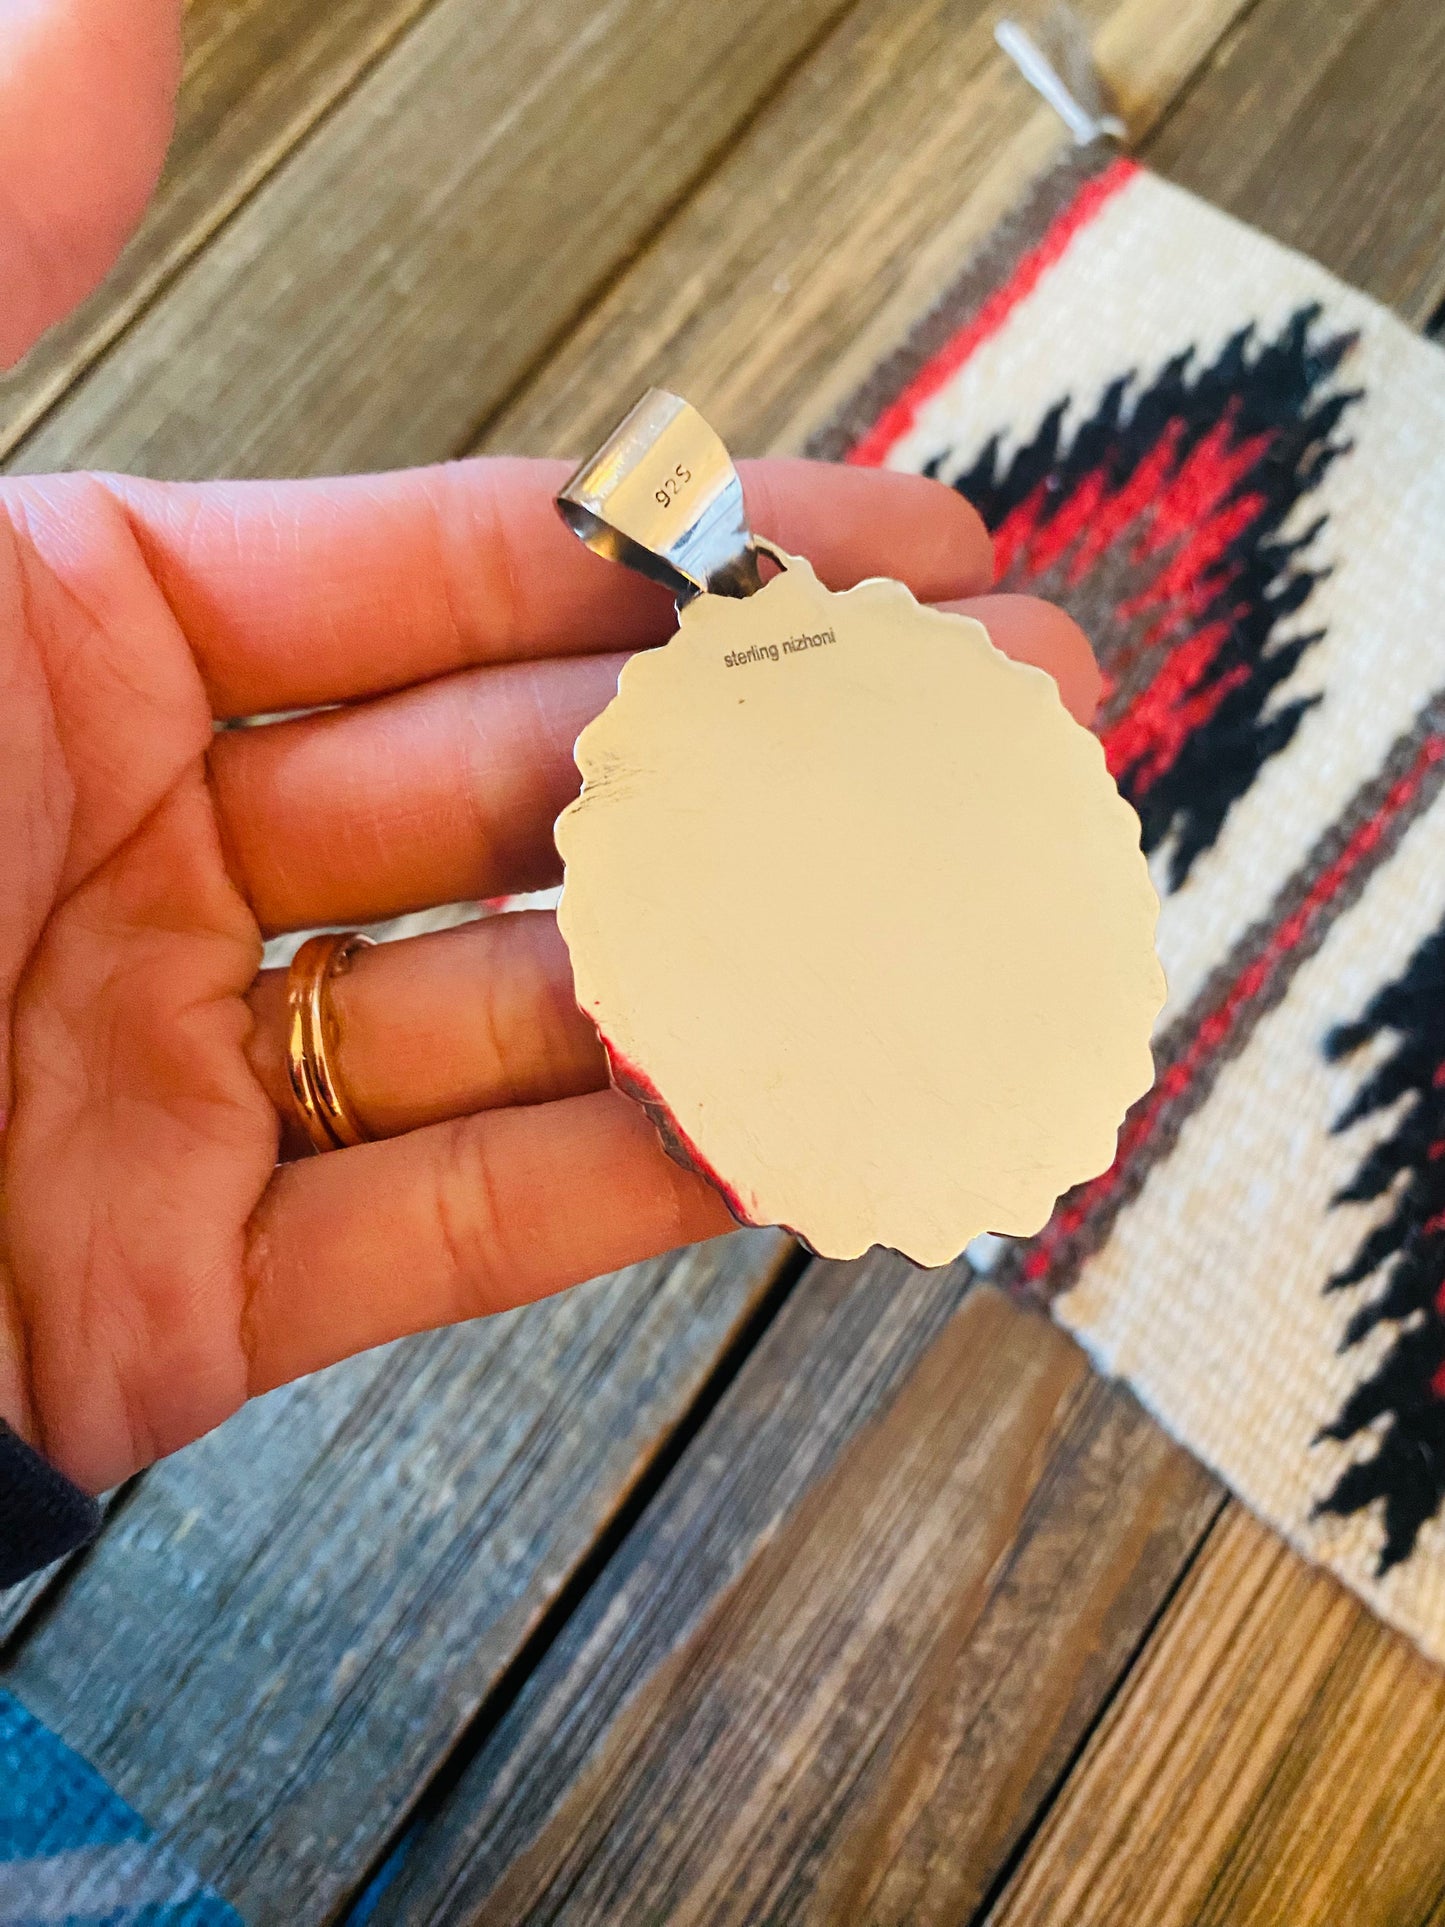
xmin=941 ymin=594 xmax=1102 ymax=727
xmin=240 ymin=1090 xmax=736 ymax=1393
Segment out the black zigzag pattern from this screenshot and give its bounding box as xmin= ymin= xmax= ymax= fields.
xmin=941 ymin=305 xmax=1360 ymax=888
xmin=1317 ymin=919 xmax=1445 ymax=1571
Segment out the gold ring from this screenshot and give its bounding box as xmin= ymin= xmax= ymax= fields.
xmin=285 ymin=932 xmax=375 ymax=1154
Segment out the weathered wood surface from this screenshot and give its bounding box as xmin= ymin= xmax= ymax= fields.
xmin=371 ymin=1278 xmax=1219 ymax=1924
xmin=989 ymin=1506 xmax=1445 ymax=1927
xmin=362 ymin=0 xmax=1445 ymax=1918
xmin=0 ymin=0 xmax=447 ymax=460
xmin=475 ymin=0 xmax=1261 ymax=465
xmin=0 ymin=0 xmax=1258 ymax=1715
xmin=1 ymin=1233 xmax=789 ymax=1924
xmin=10 ymin=0 xmax=858 ymax=480
xmin=1149 ymin=0 xmax=1445 ymax=328
xmin=0 ymin=1553 xmax=76 ymax=1647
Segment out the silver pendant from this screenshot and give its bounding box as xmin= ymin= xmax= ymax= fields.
xmin=555 ymin=392 xmax=1164 ymax=1265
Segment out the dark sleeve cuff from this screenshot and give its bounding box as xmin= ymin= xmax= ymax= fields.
xmin=0 ymin=1421 xmax=101 ymax=1587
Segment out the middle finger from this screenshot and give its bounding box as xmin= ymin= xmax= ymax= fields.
xmin=213 ymin=594 xmax=1099 ymax=936
xmin=211 ymin=651 xmax=622 ymax=934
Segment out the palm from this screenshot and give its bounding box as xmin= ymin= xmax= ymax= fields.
xmin=2 ymin=477 xmax=276 ymax=1492
xmin=0 ymin=461 xmax=1091 ymax=1495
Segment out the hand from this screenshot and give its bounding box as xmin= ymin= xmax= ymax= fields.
xmin=0 ymin=6 xmax=1099 ymax=1497
xmin=0 ymin=462 xmax=1097 ymax=1492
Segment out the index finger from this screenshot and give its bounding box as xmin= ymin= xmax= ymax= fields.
xmin=104 ymin=457 xmax=993 ymax=718
xmin=0 ymin=0 xmax=180 ymax=366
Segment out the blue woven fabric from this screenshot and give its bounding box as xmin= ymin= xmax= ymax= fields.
xmin=0 ymin=1692 xmax=240 ymax=1926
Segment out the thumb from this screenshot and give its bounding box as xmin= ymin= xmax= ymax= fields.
xmin=0 ymin=0 xmax=182 ymax=366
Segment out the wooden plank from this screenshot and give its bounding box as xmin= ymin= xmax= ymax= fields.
xmin=472 ymin=0 xmax=1445 ymax=474
xmin=10 ymin=0 xmax=859 ymax=480
xmin=368 ymin=1276 xmax=1220 ymax=1924
xmin=469 ymin=0 xmax=1261 ymax=466
xmin=1148 ymin=0 xmax=1445 ymax=328
xmin=0 ymin=0 xmax=448 ymax=460
xmin=0 ymin=1561 xmax=70 ymax=1647
xmin=363 ymin=1 xmax=1445 ymax=1916
xmin=0 ymin=1231 xmax=790 ymax=1925
xmin=987 ymin=1505 xmax=1445 ymax=1927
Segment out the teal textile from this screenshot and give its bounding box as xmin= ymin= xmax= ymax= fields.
xmin=0 ymin=1691 xmax=240 ymax=1926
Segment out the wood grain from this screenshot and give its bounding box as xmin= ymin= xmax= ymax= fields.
xmin=1149 ymin=0 xmax=1445 ymax=329
xmin=371 ymin=1276 xmax=1219 ymax=1924
xmin=474 ymin=0 xmax=1445 ymax=473
xmin=10 ymin=0 xmax=858 ymax=480
xmin=988 ymin=1505 xmax=1445 ymax=1927
xmin=366 ymin=2 xmax=1445 ymax=1919
xmin=472 ymin=0 xmax=1260 ymax=466
xmin=0 ymin=0 xmax=447 ymax=459
xmin=0 ymin=1557 xmax=74 ymax=1647
xmin=0 ymin=1233 xmax=788 ymax=1925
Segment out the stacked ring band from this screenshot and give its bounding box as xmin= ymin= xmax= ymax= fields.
xmin=285 ymin=932 xmax=375 ymax=1154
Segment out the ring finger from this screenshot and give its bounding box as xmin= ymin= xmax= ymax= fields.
xmin=246 ymin=908 xmax=607 ymax=1148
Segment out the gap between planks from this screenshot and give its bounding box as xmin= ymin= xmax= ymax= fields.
xmin=0 ymin=0 xmax=448 ymax=460
xmin=8 ymin=0 xmax=868 ymax=479
xmin=0 ymin=1232 xmax=795 ymax=1926
xmin=986 ymin=1506 xmax=1445 ymax=1927
xmin=365 ymin=1280 xmax=1220 ymax=1925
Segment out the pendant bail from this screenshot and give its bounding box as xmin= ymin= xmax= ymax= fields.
xmin=556 ymin=389 xmax=764 ymax=603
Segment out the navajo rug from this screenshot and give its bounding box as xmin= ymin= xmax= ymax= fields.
xmin=816 ymin=148 xmax=1445 ymax=1657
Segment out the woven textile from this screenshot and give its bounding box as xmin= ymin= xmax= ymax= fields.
xmin=0 ymin=1691 xmax=238 ymax=1925
xmin=819 ymin=149 xmax=1445 ymax=1657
